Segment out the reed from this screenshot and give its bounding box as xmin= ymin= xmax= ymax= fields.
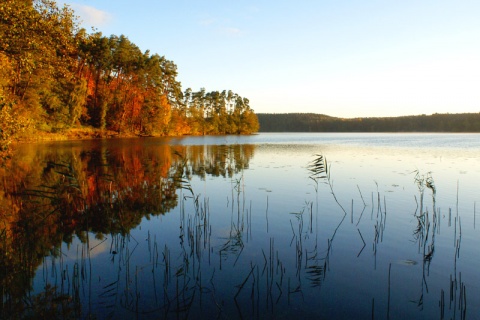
xmin=4 ymin=142 xmax=480 ymax=319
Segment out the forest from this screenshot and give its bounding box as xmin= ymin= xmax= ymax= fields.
xmin=257 ymin=112 xmax=480 ymax=132
xmin=0 ymin=0 xmax=259 ymax=159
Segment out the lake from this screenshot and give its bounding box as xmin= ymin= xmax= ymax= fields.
xmin=1 ymin=133 xmax=480 ymax=319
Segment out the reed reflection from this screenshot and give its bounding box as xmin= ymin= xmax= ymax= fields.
xmin=0 ymin=143 xmax=255 ymax=318
xmin=0 ymin=138 xmax=475 ymax=319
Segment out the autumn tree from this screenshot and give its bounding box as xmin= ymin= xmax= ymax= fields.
xmin=183 ymin=88 xmax=259 ymax=135
xmin=0 ymin=0 xmax=259 ymax=138
xmin=0 ymin=0 xmax=85 ymax=129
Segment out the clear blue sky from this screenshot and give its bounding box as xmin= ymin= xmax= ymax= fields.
xmin=63 ymin=0 xmax=480 ymax=118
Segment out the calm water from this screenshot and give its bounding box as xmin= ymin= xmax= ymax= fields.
xmin=2 ymin=133 xmax=480 ymax=319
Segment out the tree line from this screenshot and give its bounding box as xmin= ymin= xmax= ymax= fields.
xmin=257 ymin=113 xmax=480 ymax=132
xmin=0 ymin=0 xmax=259 ymax=157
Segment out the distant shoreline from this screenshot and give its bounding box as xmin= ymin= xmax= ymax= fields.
xmin=257 ymin=112 xmax=480 ymax=132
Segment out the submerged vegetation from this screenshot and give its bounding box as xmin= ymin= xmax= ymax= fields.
xmin=0 ymin=140 xmax=475 ymax=318
xmin=0 ymin=143 xmax=255 ymax=318
xmin=0 ymin=0 xmax=259 ymax=156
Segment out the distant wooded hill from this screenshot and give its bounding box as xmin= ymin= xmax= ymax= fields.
xmin=257 ymin=113 xmax=480 ymax=132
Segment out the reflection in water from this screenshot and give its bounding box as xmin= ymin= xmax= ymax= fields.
xmin=0 ymin=134 xmax=478 ymax=319
xmin=0 ymin=142 xmax=254 ymax=318
xmin=410 ymin=171 xmax=467 ymax=319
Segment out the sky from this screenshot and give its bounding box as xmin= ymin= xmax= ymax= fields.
xmin=62 ymin=0 xmax=480 ymax=118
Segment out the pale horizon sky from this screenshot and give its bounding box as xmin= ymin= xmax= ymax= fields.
xmin=63 ymin=0 xmax=480 ymax=118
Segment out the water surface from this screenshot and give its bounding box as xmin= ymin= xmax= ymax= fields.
xmin=1 ymin=133 xmax=479 ymax=319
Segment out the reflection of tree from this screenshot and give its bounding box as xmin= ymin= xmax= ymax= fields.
xmin=188 ymin=144 xmax=255 ymax=179
xmin=0 ymin=141 xmax=255 ymax=318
